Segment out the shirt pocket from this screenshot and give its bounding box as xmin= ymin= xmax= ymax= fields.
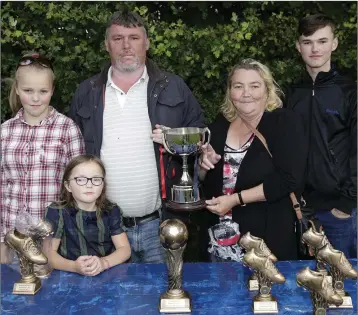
xmin=156 ymin=94 xmax=184 ymax=128
xmin=39 ymin=140 xmax=65 ymax=166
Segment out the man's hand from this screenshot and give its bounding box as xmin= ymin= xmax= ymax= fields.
xmin=199 ymin=143 xmax=221 ymax=170
xmin=206 ymin=195 xmax=237 ymax=216
xmin=331 ymin=208 xmax=351 ymax=219
xmin=151 ymin=124 xmax=170 ymax=145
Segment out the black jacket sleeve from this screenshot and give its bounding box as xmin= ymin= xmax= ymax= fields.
xmin=339 ymin=89 xmax=357 ymax=209
xmin=263 ymin=110 xmax=308 ymax=202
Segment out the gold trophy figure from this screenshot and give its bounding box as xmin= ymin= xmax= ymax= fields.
xmin=243 ymin=248 xmax=285 ymax=314
xmin=4 ymin=213 xmax=53 ymax=295
xmin=301 ymin=227 xmax=331 ymax=276
xmin=159 ymin=219 xmax=191 ymax=313
xmin=296 ymin=267 xmax=343 ymax=315
xmin=239 ymin=232 xmax=278 ymax=291
xmin=316 ymin=243 xmax=358 ymax=309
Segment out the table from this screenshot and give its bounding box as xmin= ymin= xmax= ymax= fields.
xmin=1 ymin=259 xmax=357 ymax=315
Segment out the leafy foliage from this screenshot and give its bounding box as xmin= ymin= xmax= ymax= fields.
xmin=1 ymin=1 xmax=356 ymax=123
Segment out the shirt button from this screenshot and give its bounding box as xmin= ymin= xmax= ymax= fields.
xmin=154 ymin=94 xmax=158 ymax=98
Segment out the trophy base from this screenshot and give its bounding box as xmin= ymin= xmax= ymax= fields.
xmin=165 ymin=199 xmax=206 ymax=212
xmin=328 ymin=292 xmax=353 ymax=309
xmin=253 ymin=295 xmax=278 ymax=314
xmin=13 ymin=276 xmax=41 ymax=295
xmin=159 ymin=289 xmax=192 ymax=313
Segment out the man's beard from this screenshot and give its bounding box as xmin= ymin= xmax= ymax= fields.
xmin=115 ymin=56 xmax=142 ymax=72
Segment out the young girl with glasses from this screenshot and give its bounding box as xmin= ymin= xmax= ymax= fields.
xmin=43 ymin=155 xmax=131 ymax=276
xmin=1 ymin=52 xmax=85 ymax=265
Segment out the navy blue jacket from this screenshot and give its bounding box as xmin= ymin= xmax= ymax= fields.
xmin=69 ymin=59 xmax=205 ymax=210
xmin=285 ymin=67 xmax=357 ymax=214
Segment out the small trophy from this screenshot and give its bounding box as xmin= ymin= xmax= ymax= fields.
xmin=4 ymin=213 xmax=53 ymax=294
xmin=243 ymin=248 xmax=285 ymax=314
xmin=239 ymin=232 xmax=278 ymax=291
xmin=159 ymin=219 xmax=191 ymax=313
xmin=296 ymin=267 xmax=343 ymax=315
xmin=162 ymin=127 xmax=211 ymax=211
xmin=301 ymin=227 xmax=331 ymax=277
xmin=316 ymin=244 xmax=358 ymax=309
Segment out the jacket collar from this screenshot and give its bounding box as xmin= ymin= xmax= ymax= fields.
xmin=299 ymin=63 xmax=338 ymax=86
xmin=92 ymin=58 xmax=165 ymax=88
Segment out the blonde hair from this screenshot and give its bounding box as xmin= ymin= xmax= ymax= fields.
xmin=221 ymin=58 xmax=284 ymax=122
xmin=9 ymin=52 xmax=55 ymax=115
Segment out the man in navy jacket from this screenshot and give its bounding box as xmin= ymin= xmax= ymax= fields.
xmin=69 ymin=9 xmax=205 ymax=263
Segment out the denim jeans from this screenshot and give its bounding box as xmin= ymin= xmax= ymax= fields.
xmin=125 ymin=218 xmax=165 ymax=263
xmin=315 ymin=208 xmax=357 ymax=258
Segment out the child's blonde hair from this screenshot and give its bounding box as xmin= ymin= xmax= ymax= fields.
xmin=9 ymin=52 xmax=55 ymax=115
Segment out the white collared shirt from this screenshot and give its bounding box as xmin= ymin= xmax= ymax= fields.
xmin=101 ymin=66 xmax=161 ymax=217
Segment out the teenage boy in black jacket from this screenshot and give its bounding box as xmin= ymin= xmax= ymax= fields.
xmin=285 ymin=14 xmax=357 ymax=258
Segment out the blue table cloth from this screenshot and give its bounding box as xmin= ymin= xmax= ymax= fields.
xmin=1 ymin=259 xmax=357 ymax=315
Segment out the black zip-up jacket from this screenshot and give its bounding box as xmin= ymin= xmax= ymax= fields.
xmin=69 ymin=59 xmax=205 ymax=214
xmin=285 ymin=66 xmax=357 ymax=214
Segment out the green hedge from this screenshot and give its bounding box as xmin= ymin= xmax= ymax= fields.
xmin=1 ymin=1 xmax=357 ymax=123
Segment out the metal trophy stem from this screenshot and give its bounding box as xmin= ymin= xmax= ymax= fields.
xmin=310 ymin=291 xmax=329 ymax=315
xmin=162 ymin=127 xmax=211 ymax=211
xmin=159 ymin=219 xmax=192 ymax=313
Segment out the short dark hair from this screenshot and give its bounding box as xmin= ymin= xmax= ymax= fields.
xmin=298 ymin=13 xmax=335 ymax=37
xmin=105 ymin=9 xmax=147 ymax=38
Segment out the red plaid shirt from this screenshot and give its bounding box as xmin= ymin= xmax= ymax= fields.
xmin=1 ymin=107 xmax=85 ymax=241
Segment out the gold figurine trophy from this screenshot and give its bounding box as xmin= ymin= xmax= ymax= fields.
xmin=242 ymin=246 xmax=285 ymax=314
xmin=317 ymin=243 xmax=358 ymax=309
xmin=301 ymin=227 xmax=331 ymax=277
xmin=296 ymin=267 xmax=343 ymax=315
xmin=159 ymin=219 xmax=191 ymax=313
xmin=239 ymin=232 xmax=278 ymax=291
xmin=4 ymin=213 xmax=53 ymax=295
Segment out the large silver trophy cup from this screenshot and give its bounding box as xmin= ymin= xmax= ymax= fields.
xmin=162 ymin=127 xmax=211 ymax=211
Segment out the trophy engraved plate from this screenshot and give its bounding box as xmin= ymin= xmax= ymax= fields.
xmin=159 ymin=219 xmax=192 ymax=313
xmin=13 ymin=281 xmax=40 ymax=295
xmin=249 ymin=279 xmax=259 ymax=291
xmin=253 ymin=300 xmax=278 ymax=314
xmin=162 ymin=127 xmax=211 ymax=211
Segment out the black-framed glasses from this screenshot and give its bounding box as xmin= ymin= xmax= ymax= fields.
xmin=17 ymin=54 xmax=53 ymax=71
xmin=69 ymin=177 xmax=104 ymax=186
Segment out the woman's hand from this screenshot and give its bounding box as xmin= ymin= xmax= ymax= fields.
xmin=199 ymin=143 xmax=221 ymax=170
xmin=206 ymin=194 xmax=238 ymax=216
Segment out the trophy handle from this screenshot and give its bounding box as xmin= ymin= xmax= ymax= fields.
xmin=202 ymin=127 xmax=211 ymax=145
xmin=162 ymin=136 xmax=176 ymax=155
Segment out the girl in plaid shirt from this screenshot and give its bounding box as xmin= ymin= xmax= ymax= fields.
xmin=1 ymin=53 xmax=85 ymax=264
xmin=44 ymin=155 xmax=131 ymax=276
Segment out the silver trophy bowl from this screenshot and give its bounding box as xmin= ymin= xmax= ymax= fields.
xmin=162 ymin=127 xmax=211 ymax=210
